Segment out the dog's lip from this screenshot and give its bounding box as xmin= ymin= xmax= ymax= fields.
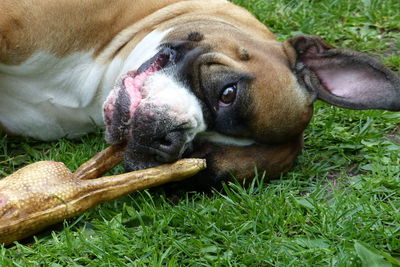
xmin=135 ymin=47 xmax=175 ymax=76
xmin=119 ymin=48 xmax=175 ymax=116
xmin=125 ymin=48 xmax=175 ymax=92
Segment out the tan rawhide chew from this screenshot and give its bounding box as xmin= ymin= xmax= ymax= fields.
xmin=0 ymin=145 xmax=206 ymax=245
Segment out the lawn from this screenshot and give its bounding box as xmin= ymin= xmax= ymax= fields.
xmin=1 ymin=0 xmax=400 ymax=265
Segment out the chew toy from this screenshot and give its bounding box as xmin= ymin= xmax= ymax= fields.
xmin=0 ymin=145 xmax=205 ymax=245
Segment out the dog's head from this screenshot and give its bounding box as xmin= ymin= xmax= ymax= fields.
xmin=103 ymin=26 xmax=400 ymax=186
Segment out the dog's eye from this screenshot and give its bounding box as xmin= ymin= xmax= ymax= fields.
xmin=219 ymin=84 xmax=237 ymax=106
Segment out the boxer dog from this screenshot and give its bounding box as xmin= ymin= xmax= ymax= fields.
xmin=1 ymin=0 xmax=399 ymax=186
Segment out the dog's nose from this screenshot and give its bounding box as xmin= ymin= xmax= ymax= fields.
xmin=152 ymin=130 xmax=187 ymax=163
xmin=127 ymin=107 xmax=190 ymax=165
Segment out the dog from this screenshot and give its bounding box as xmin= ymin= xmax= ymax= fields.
xmin=1 ymin=0 xmax=399 ymax=187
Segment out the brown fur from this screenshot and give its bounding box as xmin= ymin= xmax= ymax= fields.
xmin=0 ymin=0 xmax=272 ymax=63
xmin=0 ymin=0 xmax=307 ymax=182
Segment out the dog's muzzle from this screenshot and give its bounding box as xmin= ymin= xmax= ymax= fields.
xmin=103 ymin=43 xmax=207 ymax=171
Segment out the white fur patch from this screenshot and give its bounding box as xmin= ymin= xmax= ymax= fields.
xmin=0 ymin=29 xmax=171 ymax=140
xmin=0 ymin=51 xmax=106 ymax=139
xmin=197 ymin=131 xmax=256 ymax=146
xmin=141 ymin=72 xmax=206 ymax=143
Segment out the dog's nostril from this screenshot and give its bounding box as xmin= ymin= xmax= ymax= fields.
xmin=159 ymin=136 xmax=173 ymax=147
xmin=154 ymin=131 xmax=186 ymax=163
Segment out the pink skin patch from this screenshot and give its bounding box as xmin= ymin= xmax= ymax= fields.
xmin=315 ymin=66 xmax=384 ymax=100
xmin=103 ymin=52 xmax=169 ymax=129
xmin=122 ymin=65 xmax=161 ymax=118
xmin=124 ymin=76 xmax=143 ymax=118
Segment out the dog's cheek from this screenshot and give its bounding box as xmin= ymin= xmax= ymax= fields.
xmin=189 ymin=138 xmax=303 ymax=187
xmin=103 ymin=88 xmax=132 ymax=144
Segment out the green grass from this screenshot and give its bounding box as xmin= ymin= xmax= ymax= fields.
xmin=1 ymin=0 xmax=400 ymax=265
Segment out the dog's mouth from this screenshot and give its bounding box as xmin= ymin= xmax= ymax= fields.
xmin=103 ymin=47 xmax=176 ymax=140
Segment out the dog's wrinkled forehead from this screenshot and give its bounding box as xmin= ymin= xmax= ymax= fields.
xmin=162 ymin=27 xmax=314 ymax=143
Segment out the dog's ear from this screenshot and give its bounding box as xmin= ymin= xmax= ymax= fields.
xmin=284 ymin=35 xmax=400 ymax=111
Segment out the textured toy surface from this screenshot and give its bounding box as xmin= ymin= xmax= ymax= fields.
xmin=0 ymin=145 xmax=206 ymax=245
